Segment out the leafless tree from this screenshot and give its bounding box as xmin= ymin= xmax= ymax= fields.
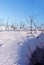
xmin=19 ymin=22 xmax=25 ymax=31
xmin=6 ymin=17 xmax=10 ymax=31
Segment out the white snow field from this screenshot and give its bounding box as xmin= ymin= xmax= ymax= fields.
xmin=0 ymin=31 xmax=44 ymax=65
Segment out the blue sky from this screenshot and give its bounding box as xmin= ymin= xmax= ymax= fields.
xmin=0 ymin=0 xmax=44 ymax=26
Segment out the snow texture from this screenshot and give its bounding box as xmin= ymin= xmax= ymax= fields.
xmin=0 ymin=31 xmax=44 ymax=65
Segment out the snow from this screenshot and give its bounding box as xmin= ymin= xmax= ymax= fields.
xmin=0 ymin=31 xmax=44 ymax=65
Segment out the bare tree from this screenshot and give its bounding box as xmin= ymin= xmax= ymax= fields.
xmin=26 ymin=15 xmax=38 ymax=34
xmin=26 ymin=16 xmax=34 ymax=34
xmin=6 ymin=17 xmax=10 ymax=31
xmin=19 ymin=22 xmax=25 ymax=31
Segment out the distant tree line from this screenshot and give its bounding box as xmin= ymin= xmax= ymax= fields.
xmin=0 ymin=16 xmax=44 ymax=32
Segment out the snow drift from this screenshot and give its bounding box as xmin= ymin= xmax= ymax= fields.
xmin=0 ymin=31 xmax=44 ymax=65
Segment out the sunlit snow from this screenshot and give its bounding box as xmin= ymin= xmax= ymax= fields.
xmin=0 ymin=31 xmax=44 ymax=65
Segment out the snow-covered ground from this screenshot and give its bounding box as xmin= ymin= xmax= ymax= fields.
xmin=0 ymin=31 xmax=44 ymax=65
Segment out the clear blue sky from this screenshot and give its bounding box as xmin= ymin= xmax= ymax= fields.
xmin=0 ymin=0 xmax=44 ymax=25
